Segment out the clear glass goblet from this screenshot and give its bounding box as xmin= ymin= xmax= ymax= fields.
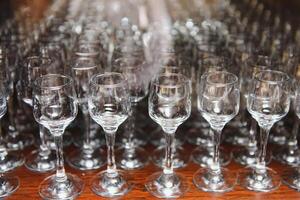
xmin=240 ymin=70 xmax=291 ymax=192
xmin=33 ymin=74 xmax=84 ymax=199
xmin=89 ymin=72 xmax=132 ymax=197
xmin=146 ymin=73 xmax=191 ymax=198
xmin=193 ymin=71 xmax=240 ymax=192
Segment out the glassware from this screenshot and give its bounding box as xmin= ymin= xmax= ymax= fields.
xmin=89 ymin=72 xmax=132 ymax=197
xmin=67 ymin=51 xmax=106 ymax=170
xmin=240 ymin=70 xmax=291 ymax=192
xmin=18 ymin=56 xmax=56 ymax=172
xmin=283 ymin=80 xmax=300 ymax=190
xmin=33 ymin=74 xmax=84 ymax=199
xmin=114 ymin=57 xmax=149 ymax=170
xmin=193 ymin=71 xmax=240 ymax=192
xmin=146 ymin=73 xmax=191 ymax=198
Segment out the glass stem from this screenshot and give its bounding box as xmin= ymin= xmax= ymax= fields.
xmin=105 ymin=132 xmax=117 ymax=176
xmin=287 ymin=117 xmax=299 ymax=148
xmin=125 ymin=104 xmax=136 ymax=150
xmin=248 ymin=118 xmax=257 ymax=148
xmin=39 ymin=125 xmax=50 ymax=157
xmin=211 ymin=128 xmax=222 ymax=174
xmin=0 ymin=120 xmax=7 ymax=159
xmin=54 ymin=134 xmax=67 ymax=182
xmin=82 ymin=110 xmax=92 ymax=153
xmin=8 ymin=93 xmax=18 ymax=138
xmin=163 ymin=132 xmax=175 ymax=175
xmin=256 ymin=126 xmax=270 ymax=174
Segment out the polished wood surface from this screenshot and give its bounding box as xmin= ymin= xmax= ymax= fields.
xmin=6 ymin=141 xmax=300 ymax=200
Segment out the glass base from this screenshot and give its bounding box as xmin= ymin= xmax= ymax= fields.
xmin=67 ymin=148 xmax=106 ymax=170
xmin=91 ymin=170 xmax=132 ymax=198
xmin=145 ymin=172 xmax=189 ymax=198
xmin=282 ymin=168 xmax=300 ymax=191
xmin=6 ymin=134 xmax=34 ymax=151
xmin=116 ymin=147 xmax=149 ymax=170
xmin=274 ymin=147 xmax=300 ymax=166
xmin=39 ymin=173 xmax=84 ymax=200
xmin=25 ymin=150 xmax=56 ymax=172
xmin=239 ymin=167 xmax=281 ymax=192
xmin=186 ymin=126 xmax=213 ymax=147
xmin=0 ymin=152 xmax=24 ymax=172
xmin=152 ymin=146 xmax=189 ymax=169
xmin=191 ymin=147 xmax=231 ymax=168
xmin=149 ymin=127 xmax=185 ymax=147
xmin=193 ymin=168 xmax=237 ymax=192
xmin=73 ymin=129 xmax=104 ymax=149
xmin=233 ymin=147 xmax=272 ymax=166
xmin=0 ymin=175 xmax=19 ymax=198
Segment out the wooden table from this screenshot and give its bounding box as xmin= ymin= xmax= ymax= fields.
xmin=7 ymin=142 xmax=300 ymax=200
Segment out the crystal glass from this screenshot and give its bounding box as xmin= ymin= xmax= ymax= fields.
xmin=283 ymin=80 xmax=300 ymax=190
xmin=19 ymin=56 xmax=56 ymax=172
xmin=193 ymin=71 xmax=240 ymax=192
xmin=146 ymin=73 xmax=191 ymax=198
xmin=67 ymin=51 xmax=105 ymax=170
xmin=0 ymin=74 xmax=20 ymax=198
xmin=89 ymin=72 xmax=132 ymax=197
xmin=114 ymin=57 xmax=149 ymax=170
xmin=33 ymin=74 xmax=84 ymax=199
xmin=240 ymin=70 xmax=291 ymax=192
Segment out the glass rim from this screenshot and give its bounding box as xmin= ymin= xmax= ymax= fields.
xmin=90 ymin=72 xmax=127 ymax=88
xmin=254 ymin=69 xmax=290 ymax=84
xmin=203 ymin=71 xmax=238 ymax=87
xmin=151 ymin=72 xmax=190 ymax=88
xmin=34 ymin=73 xmax=74 ymax=90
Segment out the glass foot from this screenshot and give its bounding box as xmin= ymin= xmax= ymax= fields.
xmin=0 ymin=152 xmax=24 ymax=172
xmin=239 ymin=167 xmax=281 ymax=192
xmin=91 ymin=170 xmax=132 ymax=198
xmin=25 ymin=150 xmax=56 ymax=172
xmin=39 ymin=173 xmax=84 ymax=200
xmin=116 ymin=147 xmax=149 ymax=170
xmin=152 ymin=146 xmax=189 ymax=169
xmin=274 ymin=147 xmax=300 ymax=166
xmin=6 ymin=134 xmax=34 ymax=151
xmin=282 ymin=168 xmax=300 ymax=191
xmin=192 ymin=147 xmax=231 ymax=168
xmin=233 ymin=148 xmax=272 ymax=166
xmin=67 ymin=148 xmax=106 ymax=170
xmin=145 ymin=172 xmax=189 ymax=198
xmin=0 ymin=175 xmax=19 ymax=198
xmin=193 ymin=168 xmax=237 ymax=192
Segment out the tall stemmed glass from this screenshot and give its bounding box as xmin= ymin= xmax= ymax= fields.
xmin=146 ymin=73 xmax=191 ymax=198
xmin=240 ymin=70 xmax=291 ymax=192
xmin=115 ymin=57 xmax=149 ymax=170
xmin=193 ymin=71 xmax=240 ymax=192
xmin=33 ymin=74 xmax=84 ymax=199
xmin=282 ymin=80 xmax=300 ymax=190
xmin=67 ymin=55 xmax=106 ymax=170
xmin=0 ymin=75 xmax=20 ymax=198
xmin=89 ymin=72 xmax=132 ymax=197
xmin=19 ymin=56 xmax=56 ymax=172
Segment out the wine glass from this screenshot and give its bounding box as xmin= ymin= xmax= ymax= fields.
xmin=33 ymin=74 xmax=84 ymax=199
xmin=89 ymin=72 xmax=132 ymax=197
xmin=146 ymin=73 xmax=191 ymax=198
xmin=18 ymin=56 xmax=56 ymax=172
xmin=193 ymin=71 xmax=240 ymax=192
xmin=282 ymin=80 xmax=300 ymax=190
xmin=67 ymin=50 xmax=106 ymax=170
xmin=0 ymin=70 xmax=20 ymax=198
xmin=240 ymin=70 xmax=291 ymax=192
xmin=114 ymin=57 xmax=149 ymax=170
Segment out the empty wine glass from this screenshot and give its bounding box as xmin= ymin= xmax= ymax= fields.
xmin=89 ymin=72 xmax=132 ymax=197
xmin=146 ymin=73 xmax=191 ymax=198
xmin=193 ymin=71 xmax=240 ymax=192
xmin=33 ymin=74 xmax=84 ymax=199
xmin=114 ymin=57 xmax=149 ymax=170
xmin=282 ymin=80 xmax=300 ymax=190
xmin=240 ymin=70 xmax=291 ymax=192
xmin=67 ymin=51 xmax=106 ymax=170
xmin=0 ymin=72 xmax=20 ymax=198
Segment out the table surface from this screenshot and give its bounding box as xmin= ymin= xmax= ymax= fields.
xmin=6 ymin=140 xmax=300 ymax=200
